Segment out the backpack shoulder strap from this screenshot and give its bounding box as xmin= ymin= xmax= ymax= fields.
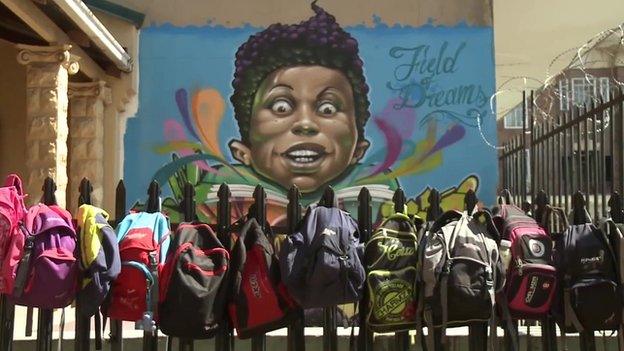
xmin=237 ymin=217 xmax=258 ymax=248
xmin=4 ymin=174 xmax=24 ymax=196
xmin=541 ymin=206 xmax=569 ymax=235
xmin=429 ymin=210 xmax=463 ymax=234
xmin=472 ymin=210 xmax=501 ymax=243
xmin=437 ymin=212 xmax=471 ymax=347
xmin=563 ymin=285 xmax=585 ymax=332
xmin=603 ymin=220 xmax=624 ymax=289
xmin=594 ymin=222 xmax=619 ymax=277
xmin=76 ymin=205 xmax=98 ymax=269
xmin=152 ymin=213 xmax=170 ymax=262
xmin=374 ymin=212 xmax=418 ymax=238
xmin=380 ymin=211 xmax=411 ymax=224
xmin=560 ymin=223 xmax=585 ymax=332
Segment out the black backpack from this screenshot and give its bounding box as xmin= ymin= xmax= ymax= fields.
xmin=364 ymin=212 xmax=420 ymax=332
xmin=228 ymin=217 xmax=298 ymax=338
xmin=158 ymin=223 xmax=230 ymax=338
xmin=552 ymin=208 xmax=622 ymax=332
xmin=279 ymin=204 xmax=365 ymax=308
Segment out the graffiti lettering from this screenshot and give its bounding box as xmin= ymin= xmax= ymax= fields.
xmin=387 ymin=41 xmax=488 ymax=127
xmin=377 ymin=241 xmax=415 ymax=261
xmin=249 ymin=273 xmax=261 ymax=298
xmin=387 ymin=80 xmax=488 ymax=109
xmin=390 ymin=42 xmax=465 ymax=81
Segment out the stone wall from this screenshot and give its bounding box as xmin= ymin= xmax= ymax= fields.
xmin=0 ymin=39 xmax=27 ymax=183
xmin=68 ymin=81 xmax=111 ymax=211
xmin=16 ymin=44 xmax=79 ymax=207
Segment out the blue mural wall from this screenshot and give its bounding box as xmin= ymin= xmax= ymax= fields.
xmin=124 ymin=14 xmax=497 ymax=224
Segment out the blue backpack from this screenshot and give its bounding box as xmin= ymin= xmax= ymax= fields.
xmin=279 ymin=204 xmax=365 ymax=308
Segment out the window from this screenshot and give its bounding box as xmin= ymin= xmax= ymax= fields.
xmin=599 ymin=77 xmax=611 ymax=100
xmin=559 ymin=79 xmax=570 ymax=111
xmin=572 ymin=78 xmax=594 ymax=107
xmin=503 ymin=103 xmax=525 ymax=129
xmin=559 ymin=77 xmax=611 ymax=111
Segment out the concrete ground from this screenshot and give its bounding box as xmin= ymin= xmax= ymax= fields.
xmin=3 ymin=305 xmax=621 ymax=350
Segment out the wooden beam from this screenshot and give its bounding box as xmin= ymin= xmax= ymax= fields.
xmin=0 ymin=0 xmax=106 ymax=79
xmin=67 ymin=29 xmax=91 ymax=47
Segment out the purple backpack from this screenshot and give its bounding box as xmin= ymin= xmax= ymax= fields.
xmin=11 ymin=204 xmax=79 ymax=308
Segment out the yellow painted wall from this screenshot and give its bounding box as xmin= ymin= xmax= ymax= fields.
xmin=0 ymin=39 xmax=27 ymax=182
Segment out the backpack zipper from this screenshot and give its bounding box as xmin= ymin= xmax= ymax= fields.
xmin=516 ymin=258 xmax=524 ymax=276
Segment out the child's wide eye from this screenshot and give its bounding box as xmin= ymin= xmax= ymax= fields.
xmin=270 ymin=100 xmax=293 ymax=115
xmin=317 ymin=102 xmax=337 ymax=116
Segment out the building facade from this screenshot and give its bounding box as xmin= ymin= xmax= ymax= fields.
xmin=1 ymin=0 xmax=499 ymax=218
xmin=496 ymin=29 xmax=624 ymax=193
xmin=0 ymin=0 xmax=140 ymax=212
xmin=119 ymin=0 xmax=499 ymax=222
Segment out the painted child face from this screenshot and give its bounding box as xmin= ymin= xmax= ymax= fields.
xmin=229 ymin=66 xmax=369 ymax=193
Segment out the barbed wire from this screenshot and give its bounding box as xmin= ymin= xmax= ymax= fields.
xmin=485 ymin=22 xmax=624 ymax=150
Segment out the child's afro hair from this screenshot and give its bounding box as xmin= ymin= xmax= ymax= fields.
xmin=231 ymin=1 xmax=370 ymax=143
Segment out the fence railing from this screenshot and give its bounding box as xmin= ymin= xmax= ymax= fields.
xmin=499 ymin=89 xmax=624 ymax=221
xmin=0 ymin=176 xmax=503 ymax=351
xmin=499 ymin=89 xmax=624 ymax=351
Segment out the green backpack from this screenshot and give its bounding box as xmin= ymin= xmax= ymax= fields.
xmin=364 ymin=212 xmax=421 ymax=332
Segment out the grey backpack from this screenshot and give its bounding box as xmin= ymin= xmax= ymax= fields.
xmin=420 ymin=210 xmax=506 ymax=350
xmin=279 ymin=204 xmax=365 ymax=308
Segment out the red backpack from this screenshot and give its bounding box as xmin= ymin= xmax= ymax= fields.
xmin=107 ymin=212 xmax=170 ymax=330
xmin=494 ymin=204 xmax=557 ymax=319
xmin=0 ymin=174 xmax=27 ymax=294
xmin=228 ymin=217 xmax=297 ymax=338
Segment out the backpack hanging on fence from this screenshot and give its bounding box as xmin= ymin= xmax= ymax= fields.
xmin=75 ymin=205 xmax=121 ymax=317
xmin=11 ymin=204 xmax=79 ymax=309
xmin=493 ymin=204 xmax=557 ymax=319
xmin=108 ymin=212 xmax=170 ymax=331
xmin=0 ymin=174 xmax=27 ymax=294
xmin=601 ymin=216 xmax=624 ymax=344
xmin=420 ymin=209 xmax=505 ymax=349
xmin=364 ymin=212 xmax=420 ymax=332
xmin=75 ymin=204 xmax=121 ymax=338
xmin=551 ymin=208 xmax=622 ymax=332
xmin=159 ymin=222 xmax=229 ymax=338
xmin=280 ymin=204 xmax=365 ymax=308
xmin=229 ymin=216 xmax=297 ymax=338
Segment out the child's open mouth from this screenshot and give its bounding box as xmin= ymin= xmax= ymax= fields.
xmin=281 ymin=143 xmax=327 ymax=170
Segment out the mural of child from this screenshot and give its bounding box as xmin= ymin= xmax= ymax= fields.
xmin=151 ymin=2 xmax=401 ymax=224
xmin=227 ymin=2 xmax=374 ymax=195
xmin=150 ymin=2 xmax=478 ymax=225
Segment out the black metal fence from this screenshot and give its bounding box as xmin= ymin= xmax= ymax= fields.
xmin=499 ymin=89 xmax=624 ymax=351
xmin=499 ymin=89 xmax=624 ymax=221
xmin=0 ymin=175 xmax=501 ymax=351
xmin=7 ymin=91 xmax=624 ymax=351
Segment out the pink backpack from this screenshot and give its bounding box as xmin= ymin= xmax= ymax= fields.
xmin=494 ymin=204 xmax=557 ymax=319
xmin=0 ymin=174 xmax=27 ymax=294
xmin=10 ymin=204 xmax=78 ymax=308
